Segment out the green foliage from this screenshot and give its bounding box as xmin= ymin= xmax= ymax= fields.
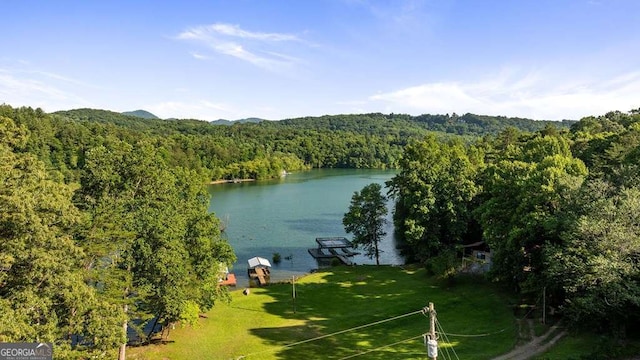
xmin=0 ymin=116 xmax=122 ymax=354
xmin=178 ymin=300 xmax=201 ymax=328
xmin=0 ymin=105 xmax=574 ymax=186
xmin=2 ymin=101 xmax=638 ymax=354
xmin=272 ymin=252 xmax=282 ymax=265
xmin=75 ymin=140 xmax=236 ymax=333
xmin=425 ymin=248 xmax=458 ymax=283
xmin=388 ymin=135 xmax=482 ymax=263
xmin=390 ymin=110 xmax=640 ymax=338
xmin=342 ymin=183 xmax=388 ymax=265
xmin=545 ymin=181 xmax=640 ymax=333
xmin=475 ymin=133 xmax=587 ymax=291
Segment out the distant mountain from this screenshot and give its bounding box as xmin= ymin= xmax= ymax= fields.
xmin=122 ymin=110 xmax=159 ymax=119
xmin=211 ymin=117 xmax=265 ymax=126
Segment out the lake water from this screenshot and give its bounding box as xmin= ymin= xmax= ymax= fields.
xmin=207 ymin=169 xmax=404 ymax=286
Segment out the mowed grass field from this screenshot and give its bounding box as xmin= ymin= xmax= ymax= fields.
xmin=128 ymin=265 xmax=517 ymax=360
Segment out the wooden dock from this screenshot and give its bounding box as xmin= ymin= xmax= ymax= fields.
xmin=219 ymin=273 xmax=237 ymax=286
xmin=248 ymin=267 xmax=270 ymax=286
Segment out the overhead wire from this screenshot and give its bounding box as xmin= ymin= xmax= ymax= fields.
xmin=237 ymin=308 xmax=425 ymax=359
xmin=420 ymin=307 xmax=511 ymax=338
xmin=436 ymin=317 xmax=460 ymax=360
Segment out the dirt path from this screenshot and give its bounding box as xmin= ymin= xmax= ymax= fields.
xmin=492 ymin=320 xmax=566 ymax=360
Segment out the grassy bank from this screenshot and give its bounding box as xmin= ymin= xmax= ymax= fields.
xmin=128 ymin=265 xmax=517 ymax=360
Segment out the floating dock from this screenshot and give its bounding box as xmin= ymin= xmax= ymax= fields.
xmin=308 ymin=237 xmax=359 ymax=266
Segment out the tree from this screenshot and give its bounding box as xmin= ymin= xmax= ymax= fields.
xmin=475 ymin=133 xmax=587 ymax=292
xmin=545 ymin=181 xmax=640 ymax=337
xmin=387 ymin=135 xmax=482 ymax=264
xmin=0 ymin=116 xmax=124 ymax=358
xmin=343 ymin=183 xmax=387 ymax=265
xmin=74 ymin=140 xmax=236 ymax=358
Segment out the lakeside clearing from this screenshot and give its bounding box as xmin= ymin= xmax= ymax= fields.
xmin=128 ymin=265 xmax=517 ymax=360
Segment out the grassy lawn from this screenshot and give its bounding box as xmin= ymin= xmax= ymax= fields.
xmin=535 ymin=331 xmax=640 ymax=360
xmin=128 ymin=265 xmax=517 ymax=360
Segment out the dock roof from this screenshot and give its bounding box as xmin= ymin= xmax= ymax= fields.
xmin=315 ymin=237 xmax=353 ymax=248
xmin=248 ymin=256 xmax=272 ymax=268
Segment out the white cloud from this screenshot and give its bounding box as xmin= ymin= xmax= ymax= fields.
xmin=197 ymin=23 xmax=300 ymax=42
xmin=190 ymin=52 xmax=210 ymax=60
xmin=0 ymin=67 xmax=93 ymax=111
xmin=369 ymin=69 xmax=640 ymax=120
xmin=176 ymin=23 xmax=304 ymax=72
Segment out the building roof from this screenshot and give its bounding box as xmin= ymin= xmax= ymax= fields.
xmin=247 ymin=256 xmax=272 ymax=268
xmin=315 ymin=237 xmax=353 ymax=248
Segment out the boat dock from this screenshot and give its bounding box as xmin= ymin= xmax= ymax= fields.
xmin=219 ymin=273 xmax=237 ymax=286
xmin=249 ymin=267 xmax=269 ymax=286
xmin=247 ymin=256 xmax=272 ymax=286
xmin=308 ymin=237 xmax=359 ymax=266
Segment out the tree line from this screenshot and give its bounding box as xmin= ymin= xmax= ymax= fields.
xmin=4 ymin=106 xmax=572 ymax=185
xmin=387 ymin=109 xmax=640 ymax=345
xmin=0 ymin=109 xmax=235 ymax=359
xmin=0 ymin=102 xmax=599 ymax=358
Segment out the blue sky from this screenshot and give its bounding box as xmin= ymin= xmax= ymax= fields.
xmin=1 ymin=0 xmax=638 ymax=121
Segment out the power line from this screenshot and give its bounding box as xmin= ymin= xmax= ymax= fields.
xmin=421 ymin=309 xmax=510 ymax=338
xmin=437 ymin=327 xmax=508 ymax=338
xmin=237 ymin=308 xmax=425 ymax=359
xmin=436 ymin=318 xmax=460 ymax=360
xmin=337 ymin=333 xmax=425 ymax=360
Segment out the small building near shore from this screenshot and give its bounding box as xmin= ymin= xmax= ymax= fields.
xmin=460 ymin=241 xmax=492 ymax=273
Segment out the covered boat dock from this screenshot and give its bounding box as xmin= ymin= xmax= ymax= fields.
xmin=308 ymin=237 xmax=359 ymax=266
xmin=247 ymin=256 xmax=271 ymax=286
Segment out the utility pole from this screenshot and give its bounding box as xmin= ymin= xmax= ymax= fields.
xmin=292 ymin=276 xmax=296 ymax=314
xmin=425 ymin=302 xmax=438 ymax=360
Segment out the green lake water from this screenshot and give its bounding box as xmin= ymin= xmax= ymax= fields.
xmin=207 ymin=169 xmax=404 ymax=285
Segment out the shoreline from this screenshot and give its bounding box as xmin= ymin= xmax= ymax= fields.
xmin=209 ymin=178 xmax=256 ymax=185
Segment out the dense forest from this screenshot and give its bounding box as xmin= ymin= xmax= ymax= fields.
xmin=0 ymin=103 xmax=635 ymax=358
xmin=9 ymin=106 xmax=572 ymax=184
xmin=389 ymin=109 xmax=640 ymax=351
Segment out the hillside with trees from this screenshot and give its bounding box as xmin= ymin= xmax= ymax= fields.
xmin=388 ymin=109 xmax=640 ymax=352
xmin=0 ymin=102 xmax=634 ymax=358
xmin=1 ymin=106 xmax=574 ymax=184
xmin=0 ymin=109 xmax=236 ymax=358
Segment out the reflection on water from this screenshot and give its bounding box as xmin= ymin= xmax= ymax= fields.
xmin=208 ymin=169 xmax=403 ymax=286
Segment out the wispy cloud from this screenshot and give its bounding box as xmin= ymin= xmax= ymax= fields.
xmin=0 ymin=67 xmax=93 ymax=111
xmin=187 ymin=23 xmax=300 ymax=42
xmin=190 ymin=52 xmax=210 ymax=60
xmin=349 ymin=0 xmax=434 ymax=34
xmin=369 ymin=68 xmax=640 ymax=120
xmin=176 ymin=23 xmax=305 ymax=72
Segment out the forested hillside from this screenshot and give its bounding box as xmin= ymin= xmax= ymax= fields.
xmin=389 ymin=109 xmax=640 ymax=351
xmin=0 ymin=108 xmax=236 ymax=358
xmin=0 ymin=106 xmax=573 ymax=184
xmin=0 ymin=103 xmax=632 ymax=358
